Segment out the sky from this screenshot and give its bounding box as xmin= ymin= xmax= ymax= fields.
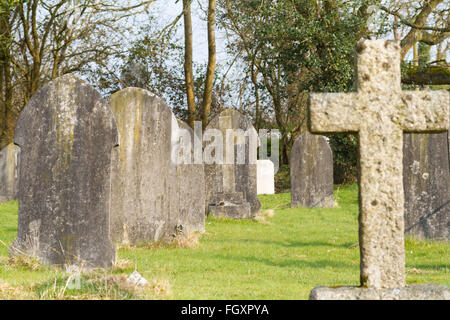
xmin=150 ymin=0 xmax=229 ymax=65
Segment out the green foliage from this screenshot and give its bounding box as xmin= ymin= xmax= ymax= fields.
xmin=328 ymin=134 xmax=359 ymax=184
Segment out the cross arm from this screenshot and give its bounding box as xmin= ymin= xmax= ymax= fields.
xmin=308 ymin=93 xmax=361 ymax=133
xmin=397 ymin=90 xmax=449 ymax=133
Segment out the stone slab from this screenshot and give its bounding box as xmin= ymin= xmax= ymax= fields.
xmin=0 ymin=143 xmax=19 ymax=202
xmin=309 ymin=284 xmax=450 ymax=300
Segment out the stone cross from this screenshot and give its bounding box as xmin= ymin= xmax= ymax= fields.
xmin=309 ymin=40 xmax=449 ymax=289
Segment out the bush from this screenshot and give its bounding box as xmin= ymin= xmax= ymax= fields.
xmin=274 ymin=165 xmax=291 ymax=193
xmin=328 ymin=134 xmax=358 ymax=185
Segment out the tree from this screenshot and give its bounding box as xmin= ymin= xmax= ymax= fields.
xmin=0 ymin=0 xmax=156 ymax=148
xmin=379 ymin=0 xmax=449 ymax=85
xmin=183 ymin=0 xmax=196 ymax=128
xmin=200 ymin=0 xmax=216 ymax=129
xmin=218 ymin=0 xmax=373 ymax=166
xmin=0 ymin=0 xmax=21 ymax=149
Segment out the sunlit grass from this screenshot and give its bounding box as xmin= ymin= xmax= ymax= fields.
xmin=0 ymin=184 xmax=448 ymax=299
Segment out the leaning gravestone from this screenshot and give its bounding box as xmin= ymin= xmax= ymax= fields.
xmin=110 ymin=88 xmax=199 ymax=245
xmin=205 ymin=109 xmax=261 ymax=219
xmin=0 ymin=144 xmax=19 ymax=202
xmin=403 ymin=133 xmax=449 ymax=242
xmin=290 ymin=132 xmax=334 ymax=208
xmin=308 ymin=40 xmax=449 ymax=299
xmin=257 ymin=160 xmax=275 ymax=195
xmin=175 ymin=120 xmax=206 ymax=234
xmin=10 ymin=74 xmax=117 ymax=268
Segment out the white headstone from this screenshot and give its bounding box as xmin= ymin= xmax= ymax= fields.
xmin=257 ymin=160 xmax=275 ymax=195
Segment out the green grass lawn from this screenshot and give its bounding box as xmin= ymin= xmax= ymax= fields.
xmin=0 ymin=184 xmax=448 ymax=299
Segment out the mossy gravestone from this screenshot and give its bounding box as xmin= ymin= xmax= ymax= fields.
xmin=10 ymin=75 xmax=118 ymax=268
xmin=176 ymin=120 xmax=206 ymax=235
xmin=403 ymin=133 xmax=449 ymax=242
xmin=0 ymin=143 xmax=19 ymax=202
xmin=308 ymin=40 xmax=449 ymax=299
xmin=290 ymin=132 xmax=334 ymax=208
xmin=205 ymin=109 xmax=261 ymax=219
xmin=110 ymin=88 xmax=204 ymax=245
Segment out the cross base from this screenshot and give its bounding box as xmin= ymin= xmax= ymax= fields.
xmin=309 ymin=284 xmax=450 ymax=300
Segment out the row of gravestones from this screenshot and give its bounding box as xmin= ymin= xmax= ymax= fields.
xmin=1 ymin=79 xmax=448 ymax=250
xmin=2 ymin=75 xmax=263 ymax=269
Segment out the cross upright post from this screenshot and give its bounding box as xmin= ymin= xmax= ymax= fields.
xmin=309 ymin=40 xmax=449 ymax=290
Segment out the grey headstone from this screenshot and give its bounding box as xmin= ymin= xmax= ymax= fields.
xmin=204 ymin=109 xmax=261 ymax=219
xmin=0 ymin=144 xmax=19 ymax=202
xmin=290 ymin=132 xmax=334 ymax=208
xmin=110 ymin=88 xmax=181 ymax=244
xmin=403 ymin=133 xmax=449 ymax=242
xmin=10 ymin=74 xmax=117 ymax=268
xmin=176 ymin=120 xmax=206 ymax=235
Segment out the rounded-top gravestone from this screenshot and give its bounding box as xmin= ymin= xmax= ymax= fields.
xmin=10 ymin=74 xmax=118 ymax=268
xmin=110 ymin=88 xmax=179 ymax=244
xmin=204 ymin=109 xmax=261 ymax=219
xmin=290 ymin=131 xmax=334 ymax=208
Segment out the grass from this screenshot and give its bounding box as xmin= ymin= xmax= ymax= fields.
xmin=0 ymin=184 xmax=448 ymax=300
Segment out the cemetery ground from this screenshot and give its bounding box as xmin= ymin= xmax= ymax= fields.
xmin=0 ymin=184 xmax=448 ymax=300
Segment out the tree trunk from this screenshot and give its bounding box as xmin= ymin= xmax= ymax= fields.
xmin=183 ymin=0 xmax=196 ymax=129
xmin=0 ymin=8 xmax=12 ymax=148
xmin=201 ymin=0 xmax=216 ymax=130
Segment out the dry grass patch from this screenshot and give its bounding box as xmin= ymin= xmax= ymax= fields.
xmin=0 ymin=280 xmax=33 ymax=300
xmin=33 ymin=271 xmax=171 ymax=300
xmin=144 ymin=232 xmax=202 ymax=249
xmin=1 ymin=256 xmax=46 ymax=271
xmin=254 ymin=209 xmax=275 ymax=224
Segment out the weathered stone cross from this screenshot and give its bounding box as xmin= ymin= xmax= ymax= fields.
xmin=309 ymin=40 xmax=449 ymax=289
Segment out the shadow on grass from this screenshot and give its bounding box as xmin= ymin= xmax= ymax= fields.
xmin=207 ymin=238 xmax=357 ymax=249
xmin=211 ymin=253 xmax=358 ymax=270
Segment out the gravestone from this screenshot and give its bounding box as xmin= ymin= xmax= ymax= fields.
xmin=257 ymin=160 xmax=275 ymax=195
xmin=110 ymin=88 xmax=196 ymax=245
xmin=308 ymin=40 xmax=449 ymax=299
xmin=290 ymin=132 xmax=334 ymax=208
xmin=10 ymin=74 xmax=117 ymax=268
xmin=0 ymin=144 xmax=19 ymax=202
xmin=205 ymin=109 xmax=261 ymax=219
xmin=175 ymin=120 xmax=206 ymax=234
xmin=403 ymin=133 xmax=449 ymax=242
